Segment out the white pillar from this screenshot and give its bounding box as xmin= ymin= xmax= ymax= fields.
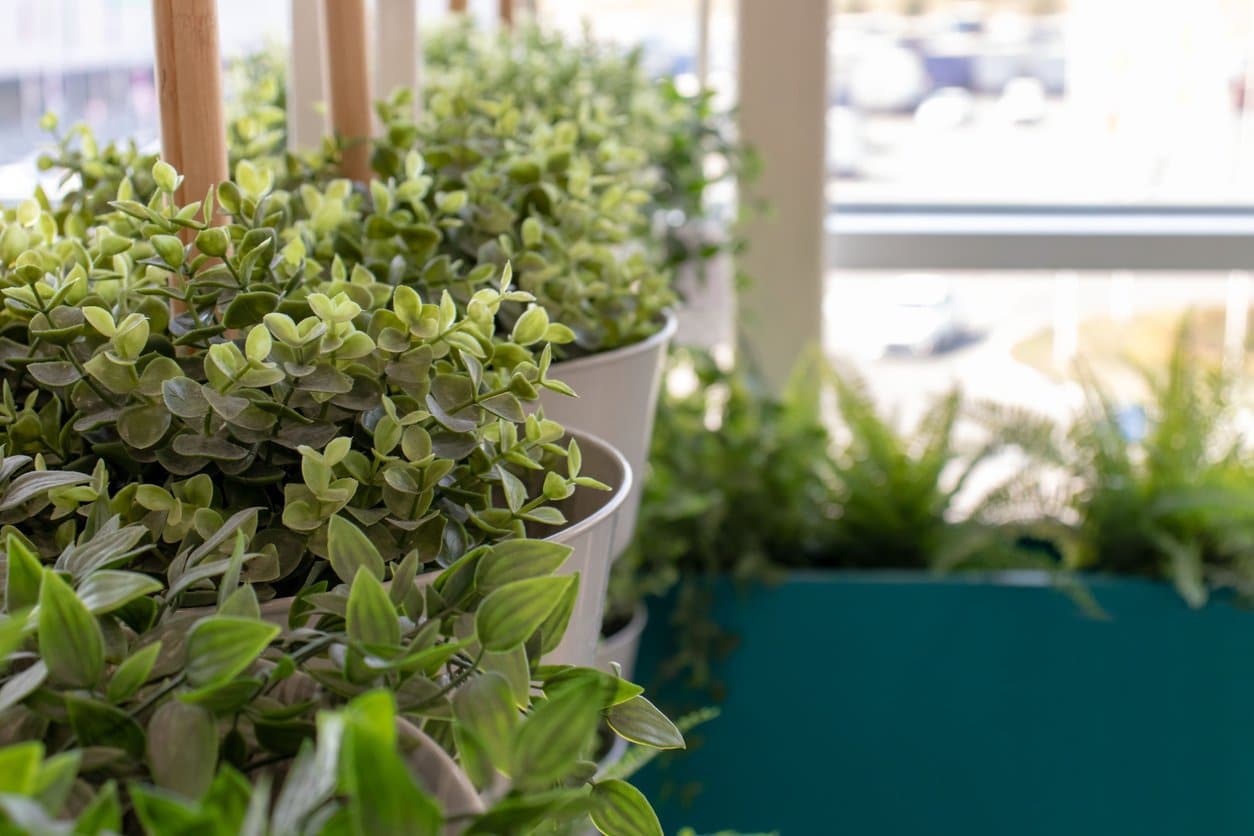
xmin=736 ymin=0 xmax=827 ymax=389
xmin=696 ymin=0 xmax=711 ymax=89
xmin=288 ymin=0 xmax=328 ymax=152
xmin=375 ymin=0 xmax=419 ymax=119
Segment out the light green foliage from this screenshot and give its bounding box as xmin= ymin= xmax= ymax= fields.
xmin=977 ymin=322 xmax=1254 ymax=607
xmin=0 ymin=157 xmax=679 ymax=833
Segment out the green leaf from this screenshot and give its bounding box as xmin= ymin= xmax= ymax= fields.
xmin=605 ymin=697 xmax=685 ymax=750
xmin=510 ymin=681 xmax=601 ymax=788
xmin=107 ymin=642 xmax=162 ymax=702
xmin=147 ymin=700 xmax=218 ymax=801
xmin=341 ymin=691 xmax=441 ymax=836
xmin=271 ymin=714 xmax=343 ymax=834
xmin=346 ymin=568 xmax=400 ymax=647
xmin=0 ymin=470 xmax=91 ymax=512
xmin=0 ymin=610 xmax=30 ymax=666
xmin=65 ymin=694 xmax=145 ymax=759
xmin=75 ymin=780 xmax=123 ymax=835
xmin=0 ymin=741 xmax=43 ymax=794
xmin=5 ymin=534 xmax=42 ymax=611
xmin=482 ymin=646 xmax=531 ymax=708
xmin=511 ymin=306 xmax=550 ymax=346
xmin=475 ymin=575 xmax=575 ymax=653
xmin=117 ymin=404 xmax=172 ymax=449
xmin=474 ymin=539 xmax=572 ymax=593
xmin=224 ymin=292 xmax=280 ymax=329
xmin=194 ymin=226 xmax=229 ymax=258
xmin=327 ymin=515 xmax=385 ymax=585
xmin=56 ymin=523 xmax=148 ymax=580
xmin=32 ymin=750 xmax=81 ymax=818
xmin=162 ymin=378 xmax=210 ymax=419
xmin=76 ymin=570 xmax=163 ymax=614
xmin=38 ymin=569 xmax=105 ymax=687
xmin=27 ymin=361 xmax=81 ymax=387
xmin=185 ymin=616 xmax=279 ymax=688
xmin=589 ymin=779 xmax=663 ymax=836
xmin=153 ymin=160 xmax=179 ymax=193
xmin=0 ymin=661 xmax=46 ymax=713
xmin=151 ymin=234 xmax=185 ymax=269
xmin=463 ymin=788 xmax=592 ymax=835
xmin=536 ymin=571 xmax=580 ymax=656
xmin=129 ymin=784 xmax=201 ymax=834
xmin=179 ymin=677 xmax=263 ymax=713
xmin=453 ymin=672 xmax=519 ymax=769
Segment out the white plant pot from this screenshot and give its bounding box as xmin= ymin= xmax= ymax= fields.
xmin=540 ymin=314 xmax=675 ymax=555
xmin=540 ymin=429 xmax=632 ymax=667
xmin=594 ymin=604 xmax=647 ymax=683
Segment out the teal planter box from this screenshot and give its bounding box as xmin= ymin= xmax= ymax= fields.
xmin=635 ymin=572 xmax=1254 ymax=835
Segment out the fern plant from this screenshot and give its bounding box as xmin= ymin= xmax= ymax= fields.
xmin=976 ymin=322 xmax=1254 ymax=606
xmin=817 ymin=362 xmax=1021 ymax=571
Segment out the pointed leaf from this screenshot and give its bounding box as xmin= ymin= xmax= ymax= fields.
xmin=76 ymin=570 xmax=162 ymax=614
xmin=107 ymin=642 xmax=162 ymax=702
xmin=327 ymin=515 xmax=385 ymax=585
xmin=147 ymin=700 xmax=218 ymax=800
xmin=605 ymin=696 xmax=685 ymax=750
xmin=475 ymin=575 xmax=575 ymax=653
xmin=589 ymin=779 xmax=663 ymax=836
xmin=346 ymin=568 xmax=400 ymax=647
xmin=38 ymin=569 xmax=104 ymax=687
xmin=185 ymin=616 xmax=279 ymax=688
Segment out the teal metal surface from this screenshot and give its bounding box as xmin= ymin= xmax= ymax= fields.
xmin=635 ymin=572 xmax=1254 ymax=835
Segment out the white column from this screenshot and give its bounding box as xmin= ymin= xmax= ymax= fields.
xmin=736 ymin=0 xmax=827 ymax=389
xmin=288 ymin=0 xmax=328 ymax=152
xmin=696 ymin=0 xmax=711 ymax=89
xmin=375 ymin=0 xmax=419 ymax=119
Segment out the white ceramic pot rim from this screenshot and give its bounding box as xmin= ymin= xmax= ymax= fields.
xmin=544 ymin=428 xmax=633 ymax=545
xmin=549 ymin=310 xmax=677 ymax=376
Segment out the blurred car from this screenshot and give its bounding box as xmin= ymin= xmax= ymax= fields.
xmin=848 ymin=40 xmax=929 ymax=113
xmin=881 ymin=275 xmax=963 ymax=356
xmin=914 ymin=86 xmax=975 ymax=130
xmin=998 ymin=76 xmax=1048 ymax=125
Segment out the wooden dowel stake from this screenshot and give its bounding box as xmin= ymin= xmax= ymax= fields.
xmin=151 ymin=0 xmax=229 ymax=220
xmin=321 ymin=0 xmax=374 ymax=182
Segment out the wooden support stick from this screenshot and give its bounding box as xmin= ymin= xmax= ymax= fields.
xmin=499 ymin=0 xmax=514 ymax=25
xmin=151 ymin=0 xmax=229 ymax=216
xmin=450 ymin=0 xmax=468 ymax=13
xmin=322 ymin=0 xmax=373 ymax=182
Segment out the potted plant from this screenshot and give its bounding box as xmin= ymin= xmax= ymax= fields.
xmin=369 ymin=85 xmax=676 ymax=552
xmin=0 ymin=157 xmax=684 ymax=832
xmin=626 ymin=337 xmax=1254 ymax=835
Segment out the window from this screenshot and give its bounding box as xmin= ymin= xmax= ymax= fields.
xmin=829 ymin=0 xmax=1254 ymax=206
xmin=0 ymin=0 xmax=288 ymax=198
